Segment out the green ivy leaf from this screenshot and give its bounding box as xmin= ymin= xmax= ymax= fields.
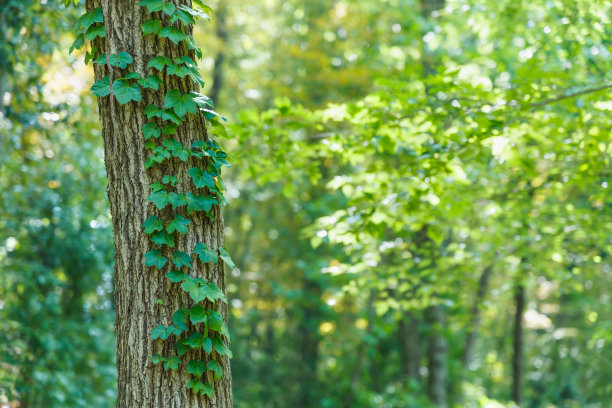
xmin=113 ymin=79 xmax=141 ymax=104
xmin=175 ymin=55 xmax=197 ymax=66
xmin=152 ymin=354 xmax=166 ymax=364
xmin=76 ymin=7 xmax=104 ymax=30
xmin=194 ymin=243 xmax=218 ymax=264
xmin=173 ymin=308 xmax=189 ymax=326
xmin=159 ymin=26 xmax=188 ymax=44
xmin=142 ymin=19 xmax=162 ymax=35
xmin=138 ymin=0 xmax=164 ymax=11
xmin=211 ymin=337 xmax=232 ymax=358
xmin=200 ymin=382 xmax=215 ymax=398
xmin=175 ymin=339 xmax=190 ymax=357
xmin=142 ymin=215 xmax=164 ymax=234
xmin=162 ymin=109 xmax=182 ymax=125
xmin=151 ymin=324 xmax=173 ymax=340
xmin=187 ymin=379 xmax=208 ymax=395
xmin=162 ymin=175 xmax=178 ymax=186
xmin=201 ymin=107 xmax=227 ymax=122
xmin=171 ymin=9 xmax=196 ymax=25
xmin=181 ymin=278 xmax=207 ymax=303
xmin=207 ymin=283 xmax=227 ymax=303
xmin=109 ymin=52 xmax=133 ymax=69
xmin=149 ymin=181 xmax=165 ymax=192
xmin=171 ymin=251 xmax=192 ymax=269
xmin=203 ymin=337 xmax=213 ymax=354
xmin=166 ymin=215 xmax=190 ymax=236
xmin=92 ymin=53 xmax=107 ymax=66
xmin=90 ymin=76 xmax=110 ymax=97
xmin=144 ymin=249 xmax=167 ymax=269
xmin=142 ymin=122 xmax=161 ymax=140
xmin=162 ymin=138 xmax=182 ymax=152
xmin=207 ymin=360 xmax=223 ymax=381
xmin=218 ymin=247 xmax=235 ymax=270
xmin=85 ymin=24 xmax=106 ymax=40
xmin=184 ymin=332 xmax=206 ymax=349
xmin=186 ymin=193 xmax=217 ymax=215
xmin=187 ymin=360 xmax=206 ymax=377
xmin=69 ymin=33 xmax=85 ymax=54
xmin=191 ymin=92 xmax=214 ymax=109
xmin=167 ymin=192 xmax=187 ymax=208
xmin=188 ymin=168 xmax=216 ymax=189
xmin=189 ymin=305 xmax=207 ymax=324
xmin=162 ymin=124 xmax=177 ymax=135
xmin=174 ymin=149 xmax=190 ymax=161
xmin=124 ymin=72 xmax=141 ymax=80
xmin=147 ymin=56 xmax=173 ymax=71
xmin=207 ymin=310 xmax=224 ymax=333
xmin=209 ymin=118 xmax=227 ymax=138
xmin=144 ymin=104 xmax=163 ymax=119
xmin=148 ymin=190 xmax=170 ymax=210
xmin=167 ymin=64 xmax=191 ymax=78
xmin=164 ymin=355 xmax=181 ymax=371
xmin=85 ymin=46 xmax=98 ymax=65
xmin=164 ymin=89 xmax=197 ymax=117
xmin=138 ymin=75 xmax=163 ymax=90
xmin=151 ymin=231 xmax=175 ymax=247
xmin=138 ymin=0 xmax=175 ymax=15
xmin=178 ymin=4 xmax=210 ymax=21
xmin=165 ymin=271 xmax=187 ymax=282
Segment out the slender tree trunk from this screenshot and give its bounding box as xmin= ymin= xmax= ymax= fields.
xmin=297 ymin=275 xmax=321 ymax=408
xmin=210 ymin=0 xmax=227 ymax=104
xmin=343 ymin=292 xmax=376 ymax=408
xmin=463 ymin=265 xmax=493 ymax=367
xmin=399 ymin=312 xmax=421 ymax=382
xmin=426 ymin=305 xmax=448 ymax=407
xmin=87 ymin=1 xmax=233 ymax=407
xmin=512 ymin=284 xmax=525 ymax=405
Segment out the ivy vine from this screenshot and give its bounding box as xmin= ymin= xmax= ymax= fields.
xmin=71 ymin=0 xmax=233 ymax=398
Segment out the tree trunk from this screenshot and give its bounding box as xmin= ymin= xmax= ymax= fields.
xmin=426 ymin=305 xmax=448 ymax=407
xmin=210 ymin=0 xmax=227 ymax=104
xmin=343 ymin=291 xmax=376 ymax=408
xmin=398 ymin=312 xmax=421 ymax=382
xmin=297 ymin=275 xmax=321 ymax=408
xmin=512 ymin=284 xmax=525 ymax=405
xmin=87 ymin=1 xmax=233 ymax=407
xmin=463 ymin=265 xmax=493 ymax=368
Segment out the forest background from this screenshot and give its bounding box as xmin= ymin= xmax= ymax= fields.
xmin=0 ymin=0 xmax=611 ymax=407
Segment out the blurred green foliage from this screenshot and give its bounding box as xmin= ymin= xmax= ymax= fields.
xmin=0 ymin=1 xmax=115 ymax=406
xmin=1 ymin=0 xmax=611 ymax=407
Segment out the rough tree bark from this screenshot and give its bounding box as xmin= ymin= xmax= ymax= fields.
xmin=87 ymin=1 xmax=233 ymax=407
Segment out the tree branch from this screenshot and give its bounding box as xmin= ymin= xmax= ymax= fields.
xmin=529 ymin=81 xmax=612 ymax=108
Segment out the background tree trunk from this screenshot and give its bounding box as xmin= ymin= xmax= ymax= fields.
xmin=463 ymin=265 xmax=493 ymax=368
xmin=210 ymin=0 xmax=228 ymax=105
xmin=297 ymin=274 xmax=321 ymax=408
xmin=426 ymin=304 xmax=448 ymax=407
xmin=398 ymin=312 xmax=421 ymax=382
xmin=512 ymin=283 xmax=525 ymax=405
xmin=87 ymin=1 xmax=233 ymax=407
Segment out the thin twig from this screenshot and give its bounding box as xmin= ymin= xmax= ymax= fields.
xmin=529 ymin=81 xmax=612 ymax=108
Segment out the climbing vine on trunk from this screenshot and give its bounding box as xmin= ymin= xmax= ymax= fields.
xmin=69 ymin=0 xmax=234 ymax=399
